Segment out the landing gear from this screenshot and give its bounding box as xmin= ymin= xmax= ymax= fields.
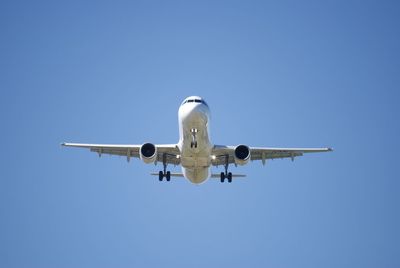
xmin=158 ymin=154 xmax=171 ymax=182
xmin=220 ymin=155 xmax=233 ymax=183
xmin=190 ymin=128 xmax=198 ymax=148
xmin=158 ymin=171 xmax=171 ymax=181
xmin=190 ymin=141 xmax=198 ymax=148
xmin=220 ymin=172 xmax=232 ymax=183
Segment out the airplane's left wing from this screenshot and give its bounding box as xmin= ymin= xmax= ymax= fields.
xmin=212 ymin=145 xmax=332 ymax=166
xmin=62 ymin=143 xmax=181 ymax=165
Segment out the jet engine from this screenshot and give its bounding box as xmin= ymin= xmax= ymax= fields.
xmin=234 ymin=144 xmax=251 ymax=165
xmin=140 ymin=143 xmax=157 ymax=164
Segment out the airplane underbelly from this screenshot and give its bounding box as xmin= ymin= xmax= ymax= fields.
xmin=181 ymin=156 xmax=210 ymax=168
xmin=182 ymin=168 xmax=209 ymax=184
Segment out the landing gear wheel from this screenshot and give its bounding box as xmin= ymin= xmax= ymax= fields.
xmin=166 ymin=171 xmax=171 ymax=181
xmin=220 ymin=172 xmax=225 ymax=183
xmin=227 ymin=172 xmax=232 ymax=183
xmin=159 ymin=171 xmax=163 ymax=181
xmin=191 ymin=142 xmax=198 ymax=148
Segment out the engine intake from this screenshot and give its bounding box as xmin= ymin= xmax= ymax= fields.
xmin=140 ymin=143 xmax=157 ymax=164
xmin=234 ymin=145 xmax=250 ymax=165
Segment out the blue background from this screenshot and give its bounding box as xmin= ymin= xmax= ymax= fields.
xmin=1 ymin=0 xmax=399 ymax=267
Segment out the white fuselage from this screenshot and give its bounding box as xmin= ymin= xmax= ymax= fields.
xmin=177 ymin=100 xmax=212 ymax=184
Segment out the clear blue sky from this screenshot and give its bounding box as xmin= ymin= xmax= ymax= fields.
xmin=1 ymin=0 xmax=399 ymax=267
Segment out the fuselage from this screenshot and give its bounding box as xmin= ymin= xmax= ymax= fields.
xmin=177 ymin=96 xmax=212 ymax=184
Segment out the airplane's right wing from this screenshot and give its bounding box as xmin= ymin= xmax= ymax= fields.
xmin=62 ymin=143 xmax=181 ymax=165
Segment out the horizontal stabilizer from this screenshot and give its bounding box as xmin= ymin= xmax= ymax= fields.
xmin=150 ymin=173 xmax=184 ymax=177
xmin=150 ymin=173 xmax=246 ymax=178
xmin=211 ymin=174 xmax=246 ymax=178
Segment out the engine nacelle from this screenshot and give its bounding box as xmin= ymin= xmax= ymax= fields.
xmin=140 ymin=143 xmax=157 ymax=164
xmin=234 ymin=145 xmax=251 ymax=166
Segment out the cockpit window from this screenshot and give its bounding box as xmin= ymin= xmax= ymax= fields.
xmin=182 ymin=98 xmax=209 ymax=107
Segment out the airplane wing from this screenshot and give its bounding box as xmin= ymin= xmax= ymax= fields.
xmin=61 ymin=143 xmax=181 ymax=165
xmin=211 ymin=145 xmax=332 ymax=166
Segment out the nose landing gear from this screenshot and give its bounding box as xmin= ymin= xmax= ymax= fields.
xmin=190 ymin=141 xmax=198 ymax=148
xmin=190 ymin=128 xmax=198 ymax=148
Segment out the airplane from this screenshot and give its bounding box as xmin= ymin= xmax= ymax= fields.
xmin=62 ymin=96 xmax=332 ymax=184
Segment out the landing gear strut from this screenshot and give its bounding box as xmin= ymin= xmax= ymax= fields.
xmin=158 ymin=153 xmax=171 ymax=181
xmin=220 ymin=155 xmax=232 ymax=183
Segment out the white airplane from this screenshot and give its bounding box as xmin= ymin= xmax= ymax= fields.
xmin=62 ymin=96 xmax=332 ymax=184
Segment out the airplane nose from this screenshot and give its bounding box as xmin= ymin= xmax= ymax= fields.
xmin=180 ymin=103 xmax=209 ymax=124
xmin=191 ymin=104 xmax=208 ymax=122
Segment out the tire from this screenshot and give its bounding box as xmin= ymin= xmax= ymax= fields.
xmin=166 ymin=171 xmax=171 ymax=181
xmin=228 ymin=172 xmax=232 ymax=183
xmin=220 ymin=172 xmax=225 ymax=183
xmin=159 ymin=171 xmax=163 ymax=181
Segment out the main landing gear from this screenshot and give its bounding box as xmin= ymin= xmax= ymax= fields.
xmin=220 ymin=155 xmax=232 ymax=183
xmin=220 ymin=172 xmax=232 ymax=183
xmin=159 ymin=153 xmax=171 ymax=182
xmin=158 ymin=170 xmax=171 ymax=181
